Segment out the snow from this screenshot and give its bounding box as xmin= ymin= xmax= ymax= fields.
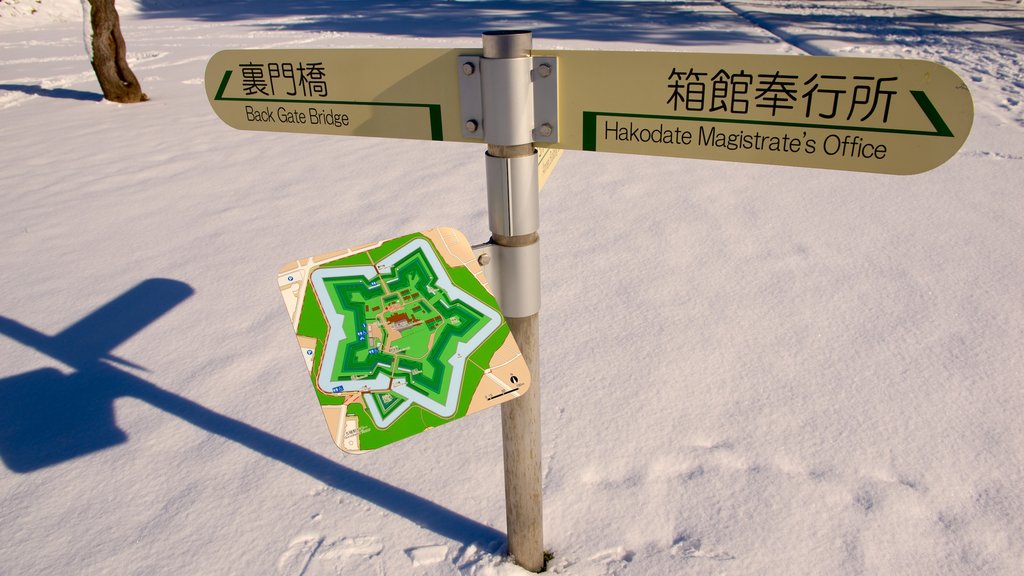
xmin=2 ymin=1 xmax=1022 ymax=574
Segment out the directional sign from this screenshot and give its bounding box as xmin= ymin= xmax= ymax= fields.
xmin=278 ymin=228 xmax=530 ymax=453
xmin=207 ymin=48 xmax=972 ymax=174
xmin=543 ymin=51 xmax=972 ymax=175
xmin=206 ymin=49 xmax=472 ymax=142
xmin=206 ymin=49 xmax=563 ymax=182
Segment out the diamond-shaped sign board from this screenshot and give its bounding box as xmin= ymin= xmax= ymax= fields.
xmin=278 ymin=228 xmax=530 ymax=454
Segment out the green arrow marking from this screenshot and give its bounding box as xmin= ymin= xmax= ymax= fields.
xmin=215 ymin=69 xmax=232 ymax=100
xmin=910 ymin=90 xmax=953 ymax=138
xmin=582 ymin=91 xmax=953 ymax=151
xmin=213 ymin=70 xmax=444 ymax=141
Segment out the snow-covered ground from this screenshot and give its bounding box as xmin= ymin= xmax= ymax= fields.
xmin=2 ymin=1 xmax=1022 ymax=574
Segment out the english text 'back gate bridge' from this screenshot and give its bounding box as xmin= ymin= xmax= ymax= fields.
xmin=205 ymin=31 xmax=972 ymax=572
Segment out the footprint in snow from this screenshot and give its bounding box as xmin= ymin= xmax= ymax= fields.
xmin=405 ymin=544 xmax=450 ymax=567
xmin=671 ymin=533 xmax=735 ymax=561
xmin=276 ymin=534 xmax=324 ymax=575
xmin=590 ymin=545 xmax=635 ymax=566
xmin=318 ymin=536 xmax=383 ymax=560
xmin=277 ymin=534 xmax=384 ymax=574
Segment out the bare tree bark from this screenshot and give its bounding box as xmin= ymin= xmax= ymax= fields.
xmin=87 ymin=0 xmax=147 ymax=103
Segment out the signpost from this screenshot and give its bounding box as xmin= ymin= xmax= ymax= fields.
xmin=206 ymin=34 xmax=972 ymax=573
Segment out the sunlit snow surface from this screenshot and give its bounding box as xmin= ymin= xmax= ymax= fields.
xmin=1 ymin=1 xmax=1022 ymax=574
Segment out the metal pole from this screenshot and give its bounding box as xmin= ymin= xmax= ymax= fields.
xmin=481 ymin=30 xmax=545 ymax=572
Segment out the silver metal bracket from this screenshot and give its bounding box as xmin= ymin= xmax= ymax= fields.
xmin=532 ymin=56 xmax=558 ymax=143
xmin=458 ymin=56 xmax=484 ymax=140
xmin=472 ymin=241 xmax=541 ymax=318
xmin=458 ymin=55 xmax=559 ymax=144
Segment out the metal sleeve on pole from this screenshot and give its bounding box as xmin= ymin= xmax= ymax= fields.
xmin=481 ymin=57 xmax=535 ymax=146
xmin=486 ymin=151 xmax=540 ymax=238
xmin=482 ymin=30 xmax=532 ymax=59
xmin=478 ymin=242 xmax=541 ymax=318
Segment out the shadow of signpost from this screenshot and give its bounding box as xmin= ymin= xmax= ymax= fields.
xmin=0 ymin=278 xmax=504 ymax=549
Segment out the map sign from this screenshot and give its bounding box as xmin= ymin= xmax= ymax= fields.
xmin=278 ymin=228 xmax=530 ymax=453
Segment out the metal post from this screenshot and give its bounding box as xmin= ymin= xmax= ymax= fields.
xmin=481 ymin=30 xmax=545 ymax=572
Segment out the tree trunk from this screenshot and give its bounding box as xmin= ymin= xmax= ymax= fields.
xmin=88 ymin=0 xmax=147 ymax=103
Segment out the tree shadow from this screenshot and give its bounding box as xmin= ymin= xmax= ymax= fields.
xmin=720 ymin=1 xmax=1024 ymax=52
xmin=0 ymin=84 xmax=104 ymax=102
xmin=0 ymin=278 xmax=504 ymax=549
xmin=133 ymin=0 xmax=1024 ymax=50
xmin=133 ymin=0 xmax=778 ymax=47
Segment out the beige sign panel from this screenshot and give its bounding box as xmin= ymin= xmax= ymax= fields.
xmin=206 ymin=49 xmax=473 ymax=142
xmin=535 ymin=50 xmax=973 ymax=175
xmin=206 ymin=48 xmax=567 ymax=185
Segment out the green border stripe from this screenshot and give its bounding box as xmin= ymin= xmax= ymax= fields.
xmin=215 ymin=70 xmax=232 ymax=100
xmin=911 ymin=90 xmax=954 ymax=138
xmin=428 ymin=105 xmax=443 ymax=141
xmin=583 ymin=111 xmax=598 ymax=151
